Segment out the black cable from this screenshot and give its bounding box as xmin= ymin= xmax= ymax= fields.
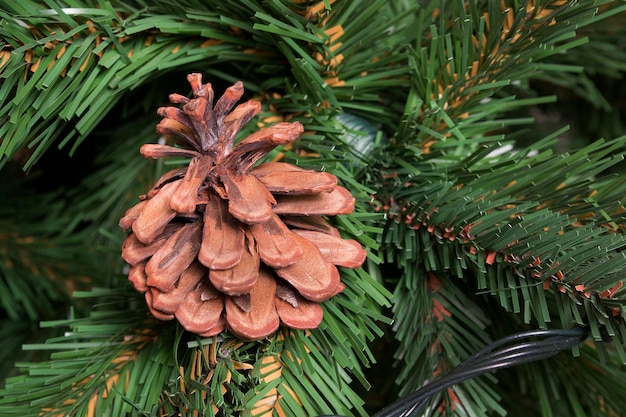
xmin=394 ymin=331 xmax=588 ymax=417
xmin=461 ymin=327 xmax=587 ymax=364
xmin=384 ymin=329 xmax=588 ymax=417
xmin=371 ymin=326 xmax=589 ymax=417
xmin=419 ymin=334 xmax=586 ymax=397
xmin=455 ymin=335 xmax=585 ymax=377
xmin=390 ymin=342 xmax=586 ymax=416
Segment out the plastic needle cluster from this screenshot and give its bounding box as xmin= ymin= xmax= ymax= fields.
xmin=119 ymin=74 xmax=366 ymax=340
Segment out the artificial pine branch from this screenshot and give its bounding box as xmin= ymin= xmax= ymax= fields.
xmin=499 ymin=346 xmax=626 ymax=417
xmin=1 ymin=1 xmax=626 ymax=416
xmin=0 ymin=177 xmax=100 ymax=325
xmin=0 ymin=0 xmax=415 ymax=169
xmin=0 ymin=263 xmax=387 ymax=416
xmin=1 ymin=1 xmax=396 ymax=413
xmin=365 ymin=1 xmax=626 ymax=414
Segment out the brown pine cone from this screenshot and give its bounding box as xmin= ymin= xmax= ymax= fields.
xmin=120 ymin=74 xmax=366 ymax=340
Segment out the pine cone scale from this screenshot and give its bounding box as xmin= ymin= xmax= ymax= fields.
xmin=224 ymin=123 xmax=305 ymax=172
xmin=140 ymin=143 xmax=201 ymax=160
xmin=197 ymin=318 xmax=227 ymax=338
xmin=274 ymin=234 xmax=341 ymax=302
xmin=249 ymin=215 xmax=303 ymax=268
xmin=119 ymin=200 xmax=147 ymax=230
xmin=170 ymin=155 xmax=213 ymax=214
xmin=272 ymin=185 xmax=355 ymax=216
xmin=198 ymin=195 xmax=245 ymax=270
xmin=132 ymin=180 xmax=180 ymax=244
xmin=175 ymin=281 xmax=225 ymax=334
xmin=275 ymin=286 xmax=324 ymax=330
xmin=143 ymin=168 xmax=187 ymax=200
xmin=145 ymin=290 xmax=175 ymax=320
xmin=292 ymin=229 xmax=367 ymax=268
xmin=208 ymin=241 xmax=259 ymax=295
xmin=145 ymin=221 xmax=202 ymax=292
xmin=281 ymin=214 xmax=342 ymax=237
xmin=156 ymin=119 xmax=198 ymax=149
xmin=121 ymin=233 xmax=164 ymax=266
xmin=224 ymin=269 xmax=280 ymax=340
xmin=221 ymin=101 xmax=261 ymax=154
xmin=128 ymin=263 xmax=148 ymax=292
xmin=219 ymin=170 xmax=276 ymax=224
xmin=252 ymin=167 xmax=338 ymax=194
xmin=150 ymin=262 xmax=206 ymax=313
xmin=213 ymin=81 xmax=244 ymax=122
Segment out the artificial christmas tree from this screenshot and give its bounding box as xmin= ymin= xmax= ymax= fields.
xmin=1 ymin=1 xmax=625 ymax=416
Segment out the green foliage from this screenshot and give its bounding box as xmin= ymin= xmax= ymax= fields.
xmin=0 ymin=0 xmax=414 ymax=169
xmin=365 ymin=1 xmax=626 ymax=415
xmin=0 ymin=269 xmax=388 ymax=416
xmin=498 ymin=344 xmax=626 ymax=417
xmin=1 ymin=0 xmax=626 ymax=416
xmin=0 ymin=179 xmax=98 ymax=320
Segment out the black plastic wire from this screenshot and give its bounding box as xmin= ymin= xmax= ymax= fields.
xmin=399 ymin=332 xmax=587 ymax=416
xmin=371 ymin=326 xmax=590 ymax=417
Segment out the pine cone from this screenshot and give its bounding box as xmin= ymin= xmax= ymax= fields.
xmin=120 ymin=74 xmax=366 ymax=340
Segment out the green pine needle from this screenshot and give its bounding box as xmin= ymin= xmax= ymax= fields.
xmin=2 ymin=1 xmax=626 ymax=416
